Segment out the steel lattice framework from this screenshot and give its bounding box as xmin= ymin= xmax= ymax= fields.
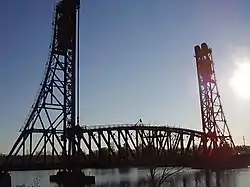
xmin=194 ymin=43 xmax=235 ymax=155
xmin=1 ymin=0 xmax=81 ymax=171
xmin=0 ymin=0 xmax=239 ymax=174
xmin=1 ymin=124 xmax=206 ymax=171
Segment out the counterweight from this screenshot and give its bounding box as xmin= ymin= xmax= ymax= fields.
xmin=194 ymin=43 xmax=235 ymax=155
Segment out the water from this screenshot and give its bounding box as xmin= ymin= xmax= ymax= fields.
xmin=10 ymin=168 xmax=250 ymax=187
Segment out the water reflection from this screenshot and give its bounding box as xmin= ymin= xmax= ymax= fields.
xmin=12 ymin=168 xmax=242 ymax=187
xmin=56 ymin=169 xmax=238 ymax=187
xmin=95 ymin=170 xmax=238 ymax=187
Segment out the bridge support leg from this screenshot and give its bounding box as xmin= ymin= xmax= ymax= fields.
xmin=0 ymin=172 xmax=11 ymax=187
xmin=50 ymin=170 xmax=95 ymax=187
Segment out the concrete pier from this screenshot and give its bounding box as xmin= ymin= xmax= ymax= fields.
xmin=50 ymin=170 xmax=95 ymax=187
xmin=0 ymin=172 xmax=11 ymax=187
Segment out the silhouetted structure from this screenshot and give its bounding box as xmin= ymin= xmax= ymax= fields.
xmin=1 ymin=0 xmax=81 ymax=171
xmin=194 ymin=43 xmax=235 ymax=156
xmin=0 ymin=0 xmax=248 ymax=186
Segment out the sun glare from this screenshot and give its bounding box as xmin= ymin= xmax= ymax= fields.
xmin=229 ymin=58 xmax=250 ymax=98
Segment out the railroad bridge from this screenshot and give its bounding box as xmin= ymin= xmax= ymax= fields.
xmin=1 ymin=0 xmax=250 ymax=186
xmin=0 ymin=123 xmax=248 ymax=171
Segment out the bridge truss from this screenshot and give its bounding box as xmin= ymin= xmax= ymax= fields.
xmin=0 ymin=0 xmax=238 ymax=173
xmin=1 ymin=124 xmax=206 ymax=171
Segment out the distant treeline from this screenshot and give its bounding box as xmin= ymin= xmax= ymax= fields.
xmin=235 ymin=145 xmax=250 ymax=153
xmin=0 ymin=144 xmax=249 ymax=158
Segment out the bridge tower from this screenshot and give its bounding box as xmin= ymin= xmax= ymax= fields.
xmin=194 ymin=43 xmax=235 ymax=156
xmin=1 ymin=0 xmax=84 ymax=172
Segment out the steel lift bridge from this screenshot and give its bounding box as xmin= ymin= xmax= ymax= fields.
xmin=194 ymin=43 xmax=235 ymax=156
xmin=0 ymin=0 xmax=245 ymax=186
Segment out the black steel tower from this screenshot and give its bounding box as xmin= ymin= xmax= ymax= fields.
xmin=194 ymin=43 xmax=235 ymax=155
xmin=1 ymin=0 xmax=82 ymax=171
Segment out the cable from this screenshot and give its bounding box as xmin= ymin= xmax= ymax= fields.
xmin=77 ymin=6 xmax=80 ymax=126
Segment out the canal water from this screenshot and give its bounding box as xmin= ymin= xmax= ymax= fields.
xmin=10 ymin=168 xmax=250 ymax=187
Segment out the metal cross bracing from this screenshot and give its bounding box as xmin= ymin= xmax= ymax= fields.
xmin=0 ymin=0 xmax=81 ymax=172
xmin=1 ymin=124 xmax=206 ymax=171
xmin=194 ymin=43 xmax=235 ymax=156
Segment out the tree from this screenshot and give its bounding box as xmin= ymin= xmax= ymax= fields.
xmin=146 ymin=167 xmax=183 ymax=187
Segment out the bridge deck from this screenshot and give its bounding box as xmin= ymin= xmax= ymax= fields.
xmin=1 ymin=154 xmax=249 ymax=171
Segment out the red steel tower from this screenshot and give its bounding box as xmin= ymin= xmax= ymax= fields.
xmin=194 ymin=42 xmax=235 ymax=155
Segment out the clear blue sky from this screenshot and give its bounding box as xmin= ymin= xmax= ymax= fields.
xmin=1 ymin=0 xmax=250 ymax=153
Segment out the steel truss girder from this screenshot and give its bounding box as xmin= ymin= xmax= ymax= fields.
xmin=2 ymin=125 xmax=207 ymax=170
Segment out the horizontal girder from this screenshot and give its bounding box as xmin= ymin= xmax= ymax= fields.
xmin=1 ymin=125 xmax=207 ymax=171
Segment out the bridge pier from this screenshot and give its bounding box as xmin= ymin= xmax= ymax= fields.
xmin=0 ymin=172 xmax=11 ymax=187
xmin=50 ymin=170 xmax=95 ymax=187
